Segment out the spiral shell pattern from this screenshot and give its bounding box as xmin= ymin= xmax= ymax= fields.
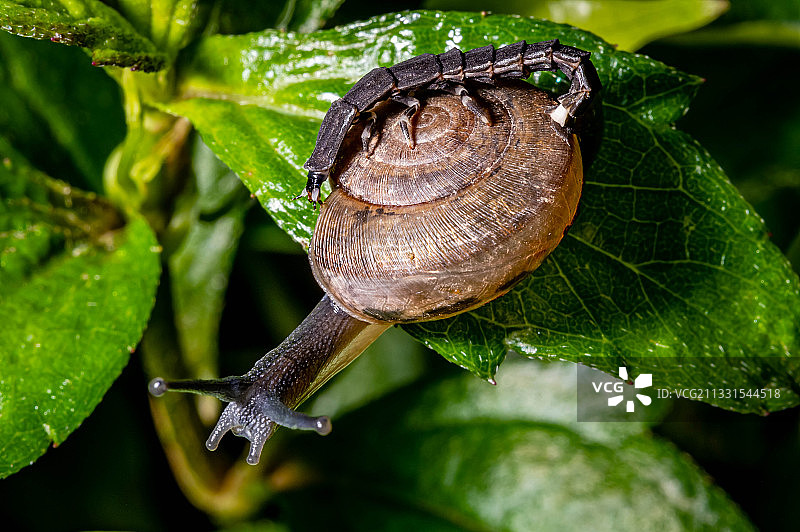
xmin=310 ymin=81 xmax=583 ymax=323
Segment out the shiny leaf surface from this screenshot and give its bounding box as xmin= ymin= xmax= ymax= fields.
xmin=0 ymin=0 xmax=167 ymax=70
xmin=277 ymin=359 xmax=754 ymax=531
xmin=0 ymin=140 xmax=161 ymax=477
xmin=423 ymin=0 xmax=728 ymax=51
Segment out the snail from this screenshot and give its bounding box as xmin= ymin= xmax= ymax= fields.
xmin=149 ymin=44 xmax=599 ymax=465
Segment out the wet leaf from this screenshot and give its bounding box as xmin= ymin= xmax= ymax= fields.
xmin=0 ymin=140 xmax=161 ymax=477
xmin=0 ymin=0 xmax=167 ymax=71
xmin=277 ymin=359 xmax=754 ymax=531
xmin=423 ymin=0 xmax=728 ymax=51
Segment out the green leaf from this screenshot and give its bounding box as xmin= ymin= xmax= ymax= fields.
xmin=275 ymin=0 xmax=346 ymax=33
xmin=0 ymin=0 xmax=167 ymax=71
xmin=165 ymin=11 xmax=800 ymax=412
xmin=277 ymin=359 xmax=754 ymax=531
xmin=0 ymin=31 xmax=125 ymax=191
xmin=655 ymin=44 xmax=800 ymax=266
xmin=164 ymin=98 xmax=320 ymax=246
xmin=205 ymin=0 xmax=342 ymax=35
xmin=0 ymin=140 xmax=161 ymax=478
xmin=114 ymin=0 xmax=211 ymax=54
xmin=422 ymin=0 xmax=728 ymax=51
xmin=166 ymin=138 xmax=250 ymax=378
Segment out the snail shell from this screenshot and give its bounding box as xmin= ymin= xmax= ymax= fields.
xmin=310 ymin=80 xmax=583 ymax=323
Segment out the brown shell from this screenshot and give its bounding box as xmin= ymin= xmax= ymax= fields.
xmin=309 ymin=80 xmax=583 ymax=324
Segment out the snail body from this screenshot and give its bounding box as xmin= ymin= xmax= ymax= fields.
xmin=150 ymin=62 xmax=595 ymax=466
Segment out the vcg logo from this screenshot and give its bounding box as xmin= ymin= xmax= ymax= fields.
xmin=590 ymin=367 xmax=653 ymax=412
